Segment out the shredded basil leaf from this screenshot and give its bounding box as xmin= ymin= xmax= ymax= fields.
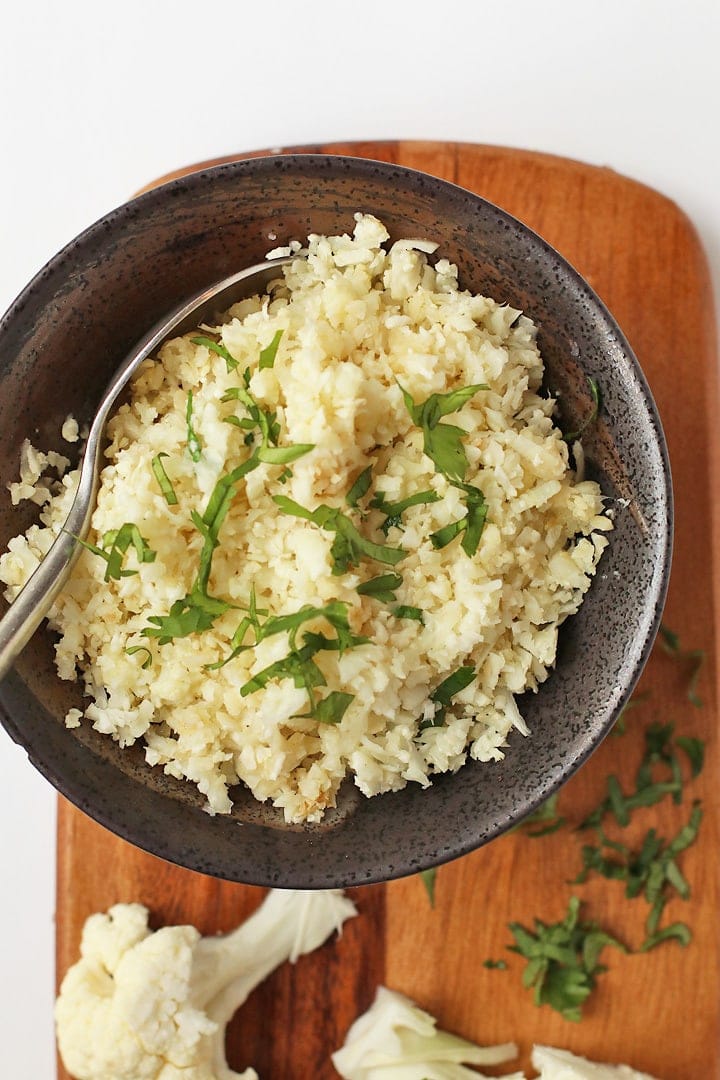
xmin=421 ymin=665 xmax=475 ymax=729
xmin=639 ymin=922 xmax=692 ymax=952
xmin=370 ymin=489 xmax=440 ymax=535
xmin=258 ymin=329 xmax=284 ymax=370
xmin=419 ymin=867 xmax=437 ymax=906
xmin=190 ymin=335 xmax=238 ymax=372
xmin=186 ymin=389 xmax=202 ymax=462
xmin=126 ymin=645 xmax=153 ymax=669
xmin=508 ymin=896 xmax=626 ymax=1022
xmin=430 ymin=482 xmax=488 ymax=557
xmin=394 ymin=605 xmax=424 ymax=623
xmin=399 ymin=381 xmax=487 ymax=480
xmin=562 ymin=376 xmax=601 ymax=442
xmin=273 ymin=495 xmax=405 ymax=575
xmin=71 ymin=522 xmax=156 ymax=582
xmin=311 ymin=691 xmax=354 ymax=725
xmin=357 ymin=573 xmax=403 ymax=603
xmin=346 ymin=465 xmax=373 ymax=508
xmin=513 ymin=793 xmax=566 ymax=837
xmin=659 ymin=624 xmax=706 ymax=706
xmin=151 ymin=453 xmax=178 ymax=506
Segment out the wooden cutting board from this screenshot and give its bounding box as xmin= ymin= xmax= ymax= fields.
xmin=56 ymin=142 xmax=720 ymax=1079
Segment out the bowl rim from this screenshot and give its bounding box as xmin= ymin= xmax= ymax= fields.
xmin=0 ymin=153 xmax=673 ymax=886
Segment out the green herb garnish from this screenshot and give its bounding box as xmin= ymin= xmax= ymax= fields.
xmin=210 ymin=597 xmax=363 ymax=669
xmin=562 ymin=376 xmax=601 ymax=443
xmin=430 ymin=482 xmax=488 ymax=557
xmin=72 ymin=522 xmax=156 ymax=582
xmin=186 ymin=389 xmax=202 ymax=462
xmin=420 ymin=867 xmax=437 ymax=906
xmin=240 ymin=612 xmax=368 ymax=719
xmin=483 ymin=959 xmax=508 ymax=970
xmin=346 ymin=466 xmax=373 ymax=508
xmin=357 ymin=573 xmax=403 ymax=603
xmin=273 ymin=495 xmax=404 ymax=575
xmin=421 ymin=666 xmax=475 ymax=729
xmin=259 ymin=329 xmax=284 ymax=370
xmin=125 ymin=645 xmax=153 ymax=669
xmin=190 ymin=335 xmax=238 ymax=372
xmin=639 ymin=923 xmax=692 ymax=952
xmin=508 ymin=896 xmax=626 ymax=1022
xmin=580 ymin=722 xmax=698 ymax=830
xmin=611 ymin=690 xmax=651 ymax=736
xmin=574 ymin=802 xmax=703 ymax=938
xmin=514 ymin=793 xmax=566 ymax=837
xmin=370 ymin=489 xmax=440 ymax=535
xmin=151 ymin=453 xmax=178 ymax=506
xmin=311 ymin=690 xmax=355 ymax=725
xmin=399 ymin=382 xmax=488 ymax=480
xmin=659 ymin=624 xmax=706 ymax=707
xmin=394 ymin=605 xmax=425 ymax=623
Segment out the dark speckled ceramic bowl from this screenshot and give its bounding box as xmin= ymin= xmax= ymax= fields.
xmin=0 ymin=156 xmax=671 ymax=887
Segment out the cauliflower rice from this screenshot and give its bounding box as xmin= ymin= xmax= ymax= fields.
xmin=0 ymin=214 xmax=611 ymax=823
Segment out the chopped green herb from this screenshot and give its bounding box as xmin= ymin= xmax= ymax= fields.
xmin=611 ymin=690 xmax=651 ymax=736
xmin=190 ymin=335 xmax=238 ymax=372
xmin=370 ymin=489 xmax=440 ymax=535
xmin=71 ymin=522 xmax=156 ymax=582
xmin=278 ymin=466 xmax=293 ymax=484
xmin=125 ymin=645 xmax=153 ymax=669
xmin=393 ymin=605 xmax=425 ymax=623
xmin=562 ymin=376 xmax=601 ymax=443
xmin=151 ymin=453 xmax=178 ymax=506
xmin=421 ymin=666 xmax=475 ymax=729
xmin=312 ymin=691 xmax=355 ymax=725
xmin=186 ymin=389 xmax=202 ymax=462
xmin=357 ymin=573 xmax=403 ymax=603
xmin=430 ymin=482 xmax=488 ymax=557
xmin=273 ymin=495 xmax=405 ymax=575
xmin=659 ymin=625 xmax=706 ymax=707
xmin=420 ymin=867 xmax=438 ymax=906
xmin=346 ymin=466 xmax=374 ymax=508
xmin=399 ymin=381 xmax=487 ymax=481
xmin=508 ymin=896 xmax=626 ymax=1022
xmin=574 ymin=802 xmax=703 ymax=937
xmin=514 ymin=793 xmax=566 ymax=837
xmin=676 ymin=736 xmax=705 ymax=778
xmin=639 ymin=922 xmax=692 ymax=952
xmin=210 ymin=598 xmax=362 ymax=670
xmin=230 ymin=600 xmax=369 ymax=714
xmin=258 ymin=328 xmax=284 ymax=370
xmin=483 ymin=959 xmax=508 ymax=970
xmin=580 ymin=722 xmax=702 ymax=830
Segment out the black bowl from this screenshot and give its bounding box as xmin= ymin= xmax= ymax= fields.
xmin=0 ymin=155 xmax=671 ymax=886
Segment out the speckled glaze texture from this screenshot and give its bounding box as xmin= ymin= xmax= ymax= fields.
xmin=0 ymin=156 xmax=672 ymax=887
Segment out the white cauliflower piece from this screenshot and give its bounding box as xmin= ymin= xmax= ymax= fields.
xmin=531 ymin=1045 xmax=660 ymax=1080
xmin=331 ymin=985 xmax=521 ymax=1079
xmin=56 ymin=889 xmax=356 ymax=1080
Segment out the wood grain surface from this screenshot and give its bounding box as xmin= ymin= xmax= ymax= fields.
xmin=57 ymin=142 xmax=720 ymax=1079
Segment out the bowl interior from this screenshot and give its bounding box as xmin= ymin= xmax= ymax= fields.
xmin=0 ymin=155 xmax=671 ymax=886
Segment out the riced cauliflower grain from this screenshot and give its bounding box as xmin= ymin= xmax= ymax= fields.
xmin=0 ymin=214 xmax=611 ymax=823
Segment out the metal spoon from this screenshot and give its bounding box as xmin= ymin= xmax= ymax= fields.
xmin=0 ymin=256 xmax=291 ymax=681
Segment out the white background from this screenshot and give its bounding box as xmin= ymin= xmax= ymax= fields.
xmin=1 ymin=1 xmax=718 ymax=1075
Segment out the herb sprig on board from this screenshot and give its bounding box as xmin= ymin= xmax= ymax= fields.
xmin=508 ymin=897 xmax=626 ymax=1023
